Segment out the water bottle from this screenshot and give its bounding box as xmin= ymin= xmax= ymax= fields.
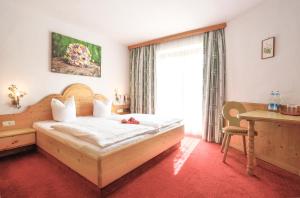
xmin=268 ymin=91 xmax=275 ymax=111
xmin=274 ymin=91 xmax=281 ymax=111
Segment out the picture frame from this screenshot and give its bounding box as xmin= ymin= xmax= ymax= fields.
xmin=51 ymin=32 xmax=101 ymax=77
xmin=261 ymin=37 xmax=275 ymax=59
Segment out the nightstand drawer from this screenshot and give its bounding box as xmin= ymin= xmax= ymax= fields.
xmin=113 ymin=104 xmax=130 ymax=114
xmin=0 ymin=133 xmax=35 ymax=151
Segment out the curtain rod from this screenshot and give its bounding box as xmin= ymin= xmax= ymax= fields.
xmin=128 ymin=23 xmax=226 ymax=50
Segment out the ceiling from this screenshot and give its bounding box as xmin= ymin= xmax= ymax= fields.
xmin=10 ymin=0 xmax=265 ymax=45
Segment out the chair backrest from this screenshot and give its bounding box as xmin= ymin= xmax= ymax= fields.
xmin=222 ymin=101 xmax=246 ymax=127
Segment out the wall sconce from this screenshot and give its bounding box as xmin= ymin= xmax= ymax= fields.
xmin=8 ymin=85 xmax=26 ymax=109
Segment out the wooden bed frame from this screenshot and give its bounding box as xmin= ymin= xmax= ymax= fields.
xmin=0 ymin=83 xmax=184 ymax=188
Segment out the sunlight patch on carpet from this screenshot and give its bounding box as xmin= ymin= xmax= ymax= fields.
xmin=173 ymin=137 xmax=200 ymax=175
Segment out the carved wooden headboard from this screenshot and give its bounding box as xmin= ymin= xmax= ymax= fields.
xmin=0 ymin=83 xmax=112 ymax=131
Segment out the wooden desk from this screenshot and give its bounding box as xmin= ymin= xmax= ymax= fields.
xmin=239 ymin=110 xmax=300 ymax=175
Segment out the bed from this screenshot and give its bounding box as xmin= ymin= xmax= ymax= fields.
xmin=0 ymin=84 xmax=184 ymax=188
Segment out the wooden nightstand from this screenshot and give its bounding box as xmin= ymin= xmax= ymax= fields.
xmin=113 ymin=104 xmax=130 ymax=114
xmin=0 ymin=128 xmax=36 ymax=157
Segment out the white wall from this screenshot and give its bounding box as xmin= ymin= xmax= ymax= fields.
xmin=226 ymin=0 xmax=300 ymax=104
xmin=0 ymin=1 xmax=129 ymax=115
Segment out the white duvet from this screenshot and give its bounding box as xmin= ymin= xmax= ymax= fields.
xmin=107 ymin=114 xmax=182 ymax=129
xmin=51 ymin=117 xmax=156 ymax=148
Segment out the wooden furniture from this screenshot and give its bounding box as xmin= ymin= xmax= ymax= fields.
xmin=221 ymin=102 xmax=256 ymax=162
xmin=37 ymin=125 xmax=183 ymax=187
xmin=225 ymin=102 xmax=300 ymax=176
xmin=114 ymin=104 xmax=130 ymax=114
xmin=0 ymin=83 xmax=184 ymax=189
xmin=0 ymin=84 xmax=124 ymax=132
xmin=0 ymin=128 xmax=36 ymax=152
xmin=239 ymin=110 xmax=300 ymax=176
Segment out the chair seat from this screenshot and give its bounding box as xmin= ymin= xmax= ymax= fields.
xmin=222 ymin=126 xmax=257 ymax=135
xmin=223 ymin=126 xmax=247 ymax=133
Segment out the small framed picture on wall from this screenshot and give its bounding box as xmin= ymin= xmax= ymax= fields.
xmin=261 ymin=37 xmax=275 ymax=59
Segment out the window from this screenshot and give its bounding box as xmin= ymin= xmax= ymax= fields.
xmin=156 ymin=35 xmax=203 ymax=136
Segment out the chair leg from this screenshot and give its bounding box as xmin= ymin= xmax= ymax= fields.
xmin=242 ymin=136 xmax=247 ymax=155
xmin=223 ymin=134 xmax=231 ymax=163
xmin=221 ymin=133 xmax=227 ymax=153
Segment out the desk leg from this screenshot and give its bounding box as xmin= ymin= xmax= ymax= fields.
xmin=247 ymin=120 xmax=255 ymax=176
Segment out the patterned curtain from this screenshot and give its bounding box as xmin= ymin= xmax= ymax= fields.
xmin=202 ymin=29 xmax=226 ymax=143
xmin=129 ymin=45 xmax=156 ymax=114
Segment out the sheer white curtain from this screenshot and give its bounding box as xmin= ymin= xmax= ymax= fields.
xmin=156 ymin=35 xmax=203 ymax=136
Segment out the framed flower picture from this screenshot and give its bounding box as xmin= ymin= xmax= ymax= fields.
xmin=51 ymin=32 xmax=101 ymax=77
xmin=261 ymin=37 xmax=275 ymax=59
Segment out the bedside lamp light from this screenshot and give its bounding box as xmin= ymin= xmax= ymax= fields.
xmin=8 ymin=85 xmax=26 ymax=109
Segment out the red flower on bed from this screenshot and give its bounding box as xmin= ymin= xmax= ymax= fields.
xmin=121 ymin=117 xmax=140 ymax=124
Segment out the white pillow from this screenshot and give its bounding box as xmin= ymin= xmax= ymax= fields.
xmin=51 ymin=96 xmax=76 ymax=122
xmin=93 ymin=99 xmax=112 ymax=117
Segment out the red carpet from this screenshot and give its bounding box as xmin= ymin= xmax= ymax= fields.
xmin=1 ymin=137 xmax=300 ymax=198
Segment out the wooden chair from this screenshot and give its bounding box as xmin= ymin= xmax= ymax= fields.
xmin=221 ymin=102 xmax=256 ymax=163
